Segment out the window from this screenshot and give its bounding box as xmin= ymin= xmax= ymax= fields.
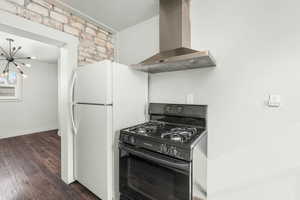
xmin=0 ymin=72 xmax=22 ymax=101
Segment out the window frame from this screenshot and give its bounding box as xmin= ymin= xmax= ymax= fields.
xmin=0 ymin=74 xmax=23 ymax=101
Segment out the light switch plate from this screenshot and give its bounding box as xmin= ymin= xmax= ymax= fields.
xmin=268 ymin=94 xmax=281 ymax=107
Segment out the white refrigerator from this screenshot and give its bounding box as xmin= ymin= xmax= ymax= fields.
xmin=70 ymin=60 xmax=148 ymax=200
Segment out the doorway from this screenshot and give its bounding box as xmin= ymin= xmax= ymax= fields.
xmin=0 ymin=30 xmax=60 ymax=138
xmin=0 ymin=10 xmax=78 ymax=184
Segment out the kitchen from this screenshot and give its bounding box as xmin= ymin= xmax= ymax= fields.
xmin=0 ymin=0 xmax=300 ymax=200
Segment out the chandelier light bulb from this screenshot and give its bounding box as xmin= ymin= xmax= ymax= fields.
xmin=25 ymin=63 xmax=31 ymax=68
xmin=22 ymin=74 xmax=28 ymax=79
xmin=30 ymin=56 xmax=36 ymax=59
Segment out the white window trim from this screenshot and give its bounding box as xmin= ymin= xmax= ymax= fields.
xmin=0 ymin=75 xmax=23 ymax=101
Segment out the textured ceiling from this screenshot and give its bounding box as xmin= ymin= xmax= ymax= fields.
xmin=58 ymin=0 xmax=159 ymax=31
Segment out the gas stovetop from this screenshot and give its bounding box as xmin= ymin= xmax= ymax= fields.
xmin=119 ymin=103 xmax=207 ymax=161
xmin=120 ymin=121 xmax=206 ymax=161
xmin=124 ymin=121 xmax=204 ymax=144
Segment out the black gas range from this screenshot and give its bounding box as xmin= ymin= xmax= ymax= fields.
xmin=119 ymin=103 xmax=207 ymax=200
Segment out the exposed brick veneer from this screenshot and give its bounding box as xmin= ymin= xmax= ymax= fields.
xmin=1 ymin=0 xmax=114 ymax=65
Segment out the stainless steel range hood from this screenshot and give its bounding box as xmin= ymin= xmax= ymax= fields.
xmin=131 ymin=0 xmax=216 ymax=73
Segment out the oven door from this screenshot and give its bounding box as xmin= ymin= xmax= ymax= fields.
xmin=119 ymin=143 xmax=191 ymax=200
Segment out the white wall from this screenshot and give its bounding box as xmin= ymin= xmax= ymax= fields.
xmin=117 ymin=0 xmax=300 ymax=199
xmin=0 ymin=60 xmax=58 ymax=138
xmin=116 ymin=16 xmax=159 ymax=65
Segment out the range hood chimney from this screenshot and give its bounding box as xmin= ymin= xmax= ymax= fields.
xmin=132 ymin=0 xmax=216 ymax=73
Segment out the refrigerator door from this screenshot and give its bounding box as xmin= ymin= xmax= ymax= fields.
xmin=74 ymin=60 xmax=112 ymax=105
xmin=74 ymin=103 xmax=112 ymax=200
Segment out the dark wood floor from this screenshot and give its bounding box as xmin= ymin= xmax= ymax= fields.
xmin=0 ymin=130 xmax=100 ymax=200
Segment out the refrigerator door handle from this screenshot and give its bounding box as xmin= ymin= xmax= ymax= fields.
xmin=70 ymin=71 xmax=78 ymax=134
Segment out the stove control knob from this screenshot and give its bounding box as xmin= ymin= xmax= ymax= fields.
xmin=164 ymin=145 xmax=168 ymax=153
xmin=123 ymin=135 xmax=129 ymax=142
xmin=159 ymin=144 xmax=163 ymax=152
xmin=173 ymin=148 xmax=178 ymax=156
xmin=169 ymin=146 xmax=177 ymax=156
xmin=160 ymin=144 xmax=168 ymax=153
xmin=129 ymin=136 xmax=135 ymax=144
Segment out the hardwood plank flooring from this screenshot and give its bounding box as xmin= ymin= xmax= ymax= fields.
xmin=0 ymin=130 xmax=101 ymax=200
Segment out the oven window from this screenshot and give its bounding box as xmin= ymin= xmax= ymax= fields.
xmin=120 ymin=151 xmax=190 ymax=200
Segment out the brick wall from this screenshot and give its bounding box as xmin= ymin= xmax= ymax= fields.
xmin=0 ymin=0 xmax=114 ymax=65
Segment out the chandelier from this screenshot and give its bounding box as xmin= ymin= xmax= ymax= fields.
xmin=0 ymin=38 xmax=35 ymax=78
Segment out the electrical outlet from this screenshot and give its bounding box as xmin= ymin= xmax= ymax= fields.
xmin=268 ymin=94 xmax=281 ymax=107
xmin=186 ymin=94 xmax=194 ymax=104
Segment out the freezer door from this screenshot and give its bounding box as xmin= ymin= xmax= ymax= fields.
xmin=74 ymin=60 xmax=112 ymax=104
xmin=74 ymin=104 xmax=112 ymax=200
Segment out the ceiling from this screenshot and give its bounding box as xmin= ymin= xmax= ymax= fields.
xmin=58 ymin=0 xmax=159 ymax=31
xmin=0 ymin=31 xmax=59 ymax=64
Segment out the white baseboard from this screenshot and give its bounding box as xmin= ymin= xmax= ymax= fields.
xmin=0 ymin=127 xmax=59 ymax=139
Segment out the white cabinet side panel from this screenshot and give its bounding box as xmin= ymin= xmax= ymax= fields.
xmin=112 ymin=62 xmax=148 ymax=200
xmin=112 ymin=63 xmax=148 ymax=129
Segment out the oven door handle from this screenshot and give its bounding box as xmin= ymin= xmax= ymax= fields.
xmin=120 ymin=145 xmax=190 ymax=172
